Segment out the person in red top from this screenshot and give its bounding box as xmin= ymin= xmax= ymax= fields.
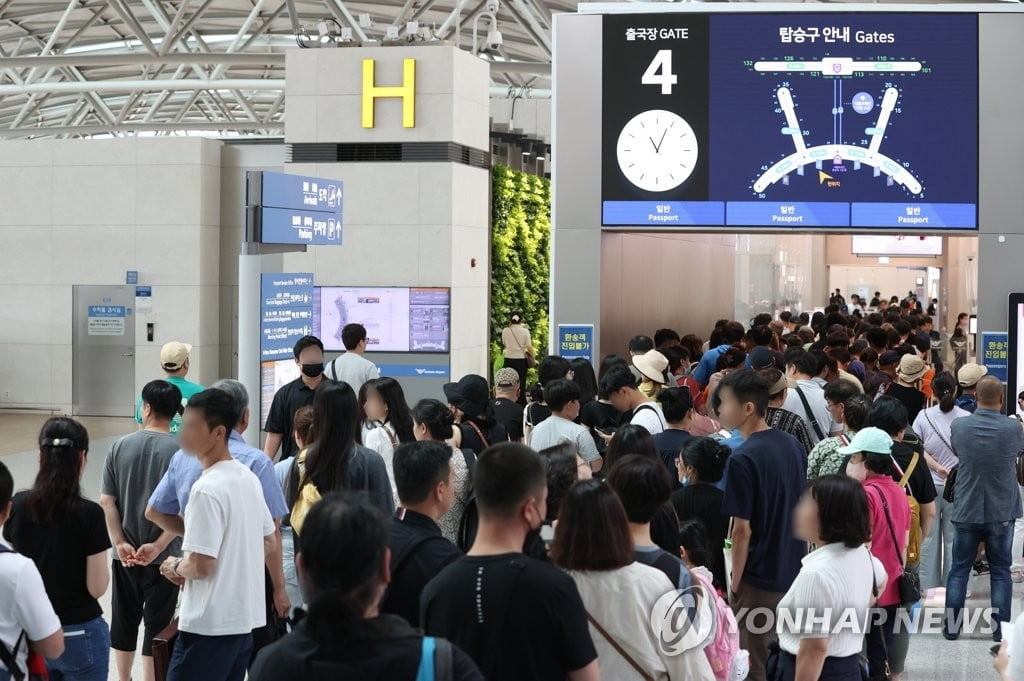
xmin=839 ymin=426 xmax=911 ymax=681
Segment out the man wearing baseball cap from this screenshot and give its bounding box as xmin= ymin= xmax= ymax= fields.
xmin=955 ymin=363 xmax=988 ymax=414
xmin=134 ymin=341 xmax=204 ymax=435
xmin=491 ymin=367 xmax=524 ymax=442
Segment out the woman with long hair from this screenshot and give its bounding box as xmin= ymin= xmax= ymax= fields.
xmin=552 ymin=480 xmax=715 ymax=681
xmin=288 ymin=381 xmax=394 ymax=535
xmin=359 ymin=377 xmax=416 ymax=500
xmin=913 ymin=372 xmax=970 ymax=593
xmin=249 ymin=492 xmax=482 ymax=681
xmin=3 ymin=417 xmax=111 ymax=681
xmin=411 ymin=399 xmax=472 ymax=544
xmin=501 ymin=311 xmax=534 ymax=400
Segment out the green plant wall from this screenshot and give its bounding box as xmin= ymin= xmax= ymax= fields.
xmin=490 ymin=165 xmax=551 ymax=383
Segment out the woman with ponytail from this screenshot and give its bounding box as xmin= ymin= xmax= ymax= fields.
xmin=913 ymin=371 xmax=970 ymax=592
xmin=411 ymin=399 xmax=471 ymax=544
xmin=250 ymin=492 xmax=482 ymax=680
xmin=670 ymin=437 xmax=732 ymax=592
xmin=3 ymin=417 xmax=111 ymax=681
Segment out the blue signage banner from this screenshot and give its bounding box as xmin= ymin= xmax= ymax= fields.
xmin=260 ymin=171 xmax=343 ymax=213
xmin=377 ymin=364 xmax=451 ymax=379
xmin=88 ymin=305 xmax=126 ymax=317
xmin=981 ymin=331 xmax=1009 ymax=382
xmin=557 ymin=324 xmax=595 ymax=365
xmin=260 ymin=273 xmax=314 ymax=361
xmin=261 ymin=207 xmax=343 ymax=246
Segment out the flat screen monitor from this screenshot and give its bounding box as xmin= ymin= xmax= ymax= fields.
xmin=601 ymin=12 xmax=978 ymax=230
xmin=969 ymin=314 xmax=978 ymax=335
xmin=1009 ymin=294 xmax=1024 ymax=409
xmin=851 ymin=235 xmax=943 ymax=256
xmin=314 ymin=286 xmax=450 ymax=353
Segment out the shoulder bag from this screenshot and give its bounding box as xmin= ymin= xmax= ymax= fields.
xmin=923 ymin=410 xmax=959 ymax=503
xmin=794 ymin=386 xmax=826 ymax=441
xmin=586 ymin=611 xmax=654 ymax=681
xmin=868 ymin=485 xmax=921 ymax=606
xmin=510 ymin=327 xmax=537 ymax=369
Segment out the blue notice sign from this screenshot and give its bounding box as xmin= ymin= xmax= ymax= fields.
xmin=125 ymin=270 xmax=138 ymax=285
xmin=260 ymin=171 xmax=343 ymax=213
xmin=602 ymin=201 xmax=725 ymax=226
xmin=377 ymin=364 xmax=451 ymax=379
xmin=261 ymin=273 xmax=314 ymax=361
xmin=261 ymin=207 xmax=343 ymax=246
xmin=557 ymin=324 xmax=595 ymax=365
xmin=980 ymin=331 xmax=1009 ymax=382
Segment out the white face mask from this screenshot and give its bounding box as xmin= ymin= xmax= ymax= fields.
xmin=847 ymin=460 xmax=867 ymax=483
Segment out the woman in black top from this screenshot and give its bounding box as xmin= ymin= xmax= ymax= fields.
xmin=671 ymin=437 xmax=731 ymax=591
xmin=250 ymin=493 xmax=483 ymax=681
xmin=443 ymin=375 xmax=509 ymax=454
xmin=3 ymin=417 xmax=111 ymax=681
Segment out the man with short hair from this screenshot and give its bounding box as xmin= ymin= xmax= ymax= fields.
xmin=527 ymin=379 xmax=602 ymax=472
xmin=693 ymin=321 xmax=746 ymax=388
xmin=490 ymin=368 xmax=524 ymax=442
xmin=955 ymin=363 xmax=988 ymax=413
xmin=654 ymin=328 xmax=681 ymax=349
xmin=381 ymin=441 xmax=463 ymax=626
xmin=421 ymin=443 xmax=599 ymax=681
xmin=866 ymin=350 xmax=900 ymax=398
xmin=782 ymin=350 xmax=842 ymax=445
xmin=135 ymin=341 xmax=204 ymax=435
xmin=717 ymin=371 xmax=807 ymax=681
xmin=264 ymin=335 xmax=325 ymax=460
xmin=325 ymin=323 xmax=380 ymax=391
xmin=159 ymin=390 xmax=277 ymax=681
xmin=0 ymin=461 xmax=64 ymax=680
xmin=600 ymin=365 xmax=666 ymax=435
xmin=147 ymin=379 xmax=291 ymax=663
xmin=100 ymin=380 xmax=185 ymax=681
xmin=944 ymin=377 xmax=1024 ymax=643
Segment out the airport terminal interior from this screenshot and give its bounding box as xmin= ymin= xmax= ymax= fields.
xmin=1 ymin=1 xmax=1024 ymax=680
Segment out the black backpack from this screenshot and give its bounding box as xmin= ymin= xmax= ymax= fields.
xmin=456 ymin=449 xmax=479 ymax=552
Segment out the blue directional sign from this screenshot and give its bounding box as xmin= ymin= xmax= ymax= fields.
xmin=260 ymin=171 xmax=343 ymax=213
xmin=260 ymin=207 xmax=343 ymax=246
xmin=260 ymin=273 xmax=314 ymax=361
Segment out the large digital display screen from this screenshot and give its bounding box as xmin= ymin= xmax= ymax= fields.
xmin=602 ymin=13 xmax=978 ymax=230
xmin=313 ymin=287 xmax=450 ymax=353
xmin=851 ymin=235 xmax=943 ymax=256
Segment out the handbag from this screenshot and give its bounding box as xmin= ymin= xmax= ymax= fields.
xmin=510 ymin=327 xmax=537 ymax=368
xmin=586 ymin=611 xmax=655 ymax=681
xmin=923 ymin=410 xmax=959 ymax=502
xmin=870 ymin=485 xmax=921 ymax=606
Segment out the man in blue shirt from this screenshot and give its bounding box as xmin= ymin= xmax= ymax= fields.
xmin=944 ymin=376 xmax=1024 ymax=643
xmin=692 ymin=321 xmax=745 ymax=388
xmin=146 ymin=379 xmax=291 ymax=654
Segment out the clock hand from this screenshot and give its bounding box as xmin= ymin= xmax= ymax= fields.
xmin=649 ymin=136 xmax=659 ymax=152
xmin=655 ymin=128 xmax=668 ymax=153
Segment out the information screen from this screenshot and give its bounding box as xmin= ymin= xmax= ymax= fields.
xmin=602 ymin=13 xmax=978 ymax=230
xmin=314 ymin=287 xmax=450 ymax=353
xmin=851 ymin=235 xmax=942 ymax=256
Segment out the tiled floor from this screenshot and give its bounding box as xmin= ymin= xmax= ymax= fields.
xmin=0 ymin=412 xmax=1009 ymax=680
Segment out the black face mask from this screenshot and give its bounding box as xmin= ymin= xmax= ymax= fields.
xmin=301 ymin=362 xmax=324 ymax=378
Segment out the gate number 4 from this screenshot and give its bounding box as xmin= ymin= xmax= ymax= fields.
xmin=642 ymin=50 xmax=678 ymax=95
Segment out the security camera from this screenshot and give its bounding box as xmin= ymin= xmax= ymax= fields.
xmin=967 ymin=254 xmax=976 ymax=262
xmin=486 ymin=0 xmax=499 ymax=14
xmin=486 ymin=27 xmax=503 ymax=50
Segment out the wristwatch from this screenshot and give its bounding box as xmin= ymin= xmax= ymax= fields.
xmin=171 ymin=558 xmax=183 ymax=578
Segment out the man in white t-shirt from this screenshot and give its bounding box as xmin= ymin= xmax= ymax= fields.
xmin=160 ymin=390 xmax=275 ymax=681
xmin=325 ymin=323 xmax=380 ymax=391
xmin=0 ymin=462 xmax=64 ymax=680
xmin=528 ymin=379 xmax=603 ymax=472
xmin=782 ymin=351 xmax=841 ymax=446
xmin=599 ymin=365 xmax=667 ymax=436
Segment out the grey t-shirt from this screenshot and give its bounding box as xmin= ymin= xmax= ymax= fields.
xmin=528 ymin=415 xmax=601 ymax=463
xmin=101 ymin=430 xmax=183 ymax=561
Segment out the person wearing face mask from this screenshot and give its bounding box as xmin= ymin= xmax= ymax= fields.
xmin=264 ymin=336 xmax=327 ymax=461
xmin=420 ymin=443 xmax=600 ymax=681
xmin=671 ymin=437 xmax=731 ymax=593
xmin=837 ymin=427 xmax=911 ymax=681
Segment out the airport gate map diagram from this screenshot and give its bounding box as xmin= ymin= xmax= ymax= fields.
xmin=601 ymin=13 xmax=979 ymax=229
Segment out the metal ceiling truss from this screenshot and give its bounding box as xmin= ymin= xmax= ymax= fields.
xmin=0 ymin=0 xmax=562 ymax=137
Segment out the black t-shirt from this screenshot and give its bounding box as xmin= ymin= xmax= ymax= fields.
xmin=458 ymin=419 xmax=509 ymax=455
xmin=382 ymin=510 xmax=463 ymax=627
xmin=3 ymin=492 xmax=110 ymax=625
xmin=671 ymin=484 xmax=729 ymax=591
xmin=652 ymin=429 xmax=692 ymax=487
xmin=265 ymin=377 xmax=318 ymax=460
xmin=420 ymin=554 xmax=597 ymax=681
xmin=491 ymin=398 xmax=524 ymax=442
xmin=250 ymin=615 xmax=483 ymax=681
xmin=891 ymin=439 xmax=938 ymax=505
xmin=525 ymin=403 xmax=553 ymax=429
xmin=883 ymin=383 xmax=927 ymax=427
xmin=721 ymin=429 xmax=808 ymax=593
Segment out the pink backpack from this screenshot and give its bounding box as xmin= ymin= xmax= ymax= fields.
xmin=692 ymin=567 xmax=749 ymax=680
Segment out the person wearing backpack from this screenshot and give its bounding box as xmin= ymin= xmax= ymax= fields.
xmin=250 ymin=492 xmax=483 ymax=681
xmin=770 ymin=475 xmax=887 ymax=681
xmin=381 ymin=441 xmax=463 ymax=627
xmin=0 ymin=461 xmax=64 ymax=681
xmin=411 ymin=399 xmax=473 ymax=545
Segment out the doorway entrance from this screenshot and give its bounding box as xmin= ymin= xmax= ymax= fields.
xmin=72 ymin=285 xmax=135 ymax=417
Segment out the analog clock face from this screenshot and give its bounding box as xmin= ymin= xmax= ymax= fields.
xmin=616 ymin=109 xmax=698 ymax=193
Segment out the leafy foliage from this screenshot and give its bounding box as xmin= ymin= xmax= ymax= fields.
xmin=490 ymin=165 xmax=551 ymax=380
